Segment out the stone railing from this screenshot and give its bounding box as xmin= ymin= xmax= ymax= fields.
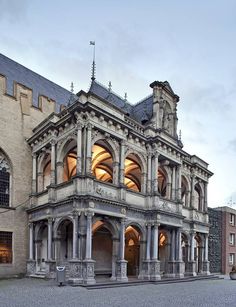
xmin=126 ymin=190 xmax=145 ymax=208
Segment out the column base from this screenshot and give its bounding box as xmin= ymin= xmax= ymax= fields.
xmin=140 ymin=260 xmax=151 ymax=280
xmin=82 ymin=259 xmax=96 ymax=284
xmin=201 ymin=261 xmax=210 ymax=275
xmin=116 ymin=260 xmax=128 ymax=282
xmin=45 ymin=260 xmax=56 ymax=278
xmin=68 ymin=260 xmax=83 ymax=284
xmin=165 ymin=261 xmax=176 ymax=278
xmin=175 ymin=261 xmax=185 ymax=278
xmin=26 ymin=260 xmax=36 ymax=276
xmin=150 ymin=260 xmax=161 ymax=280
xmin=184 ymin=261 xmax=197 ymax=277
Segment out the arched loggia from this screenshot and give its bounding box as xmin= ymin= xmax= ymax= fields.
xmin=92 ymin=142 xmax=113 ymax=183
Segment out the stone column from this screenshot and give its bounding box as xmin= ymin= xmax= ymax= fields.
xmin=29 ymin=223 xmax=34 ymax=260
xmin=27 ymin=222 xmax=36 ymax=276
xmin=32 ymin=154 xmax=37 ymax=193
xmin=116 ymin=218 xmax=128 ymax=282
xmin=177 ymin=165 xmax=182 ymax=201
xmin=186 ymin=231 xmax=197 ymax=277
xmin=146 ymin=223 xmax=151 ymax=260
xmin=47 ymin=218 xmax=53 ymax=260
xmin=171 ymin=166 xmax=176 ymax=200
xmin=56 ymin=162 xmax=64 ymax=184
xmin=204 ymin=234 xmax=208 ymax=262
xmin=147 ymin=151 xmax=152 ymax=194
xmin=150 ymin=223 xmax=161 ymax=280
xmin=119 ymin=140 xmax=125 ymax=185
xmin=202 ymin=233 xmax=210 ymax=275
xmin=85 ymin=213 xmax=93 ymax=260
xmin=166 ymin=182 xmax=171 ymax=199
xmin=72 ymin=213 xmax=79 ymax=259
xmin=175 ymin=228 xmax=184 ymax=278
xmin=190 ymin=174 xmax=195 ymax=208
xmin=190 ymin=232 xmax=195 ymax=261
xmin=153 ymin=152 xmax=159 ymax=194
xmin=113 ymin=161 xmax=119 ymax=185
xmin=171 ymin=229 xmax=176 ymax=261
xmin=76 ymin=124 xmax=82 ymax=174
xmin=86 ymin=124 xmax=92 ymax=174
xmin=50 ymin=140 xmax=56 ymax=185
xmin=83 ymin=212 xmax=95 ymax=284
xmin=204 ymin=183 xmax=208 ymax=212
xmin=152 ymin=224 xmax=159 ymax=260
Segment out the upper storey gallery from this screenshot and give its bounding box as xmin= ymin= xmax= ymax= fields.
xmin=27 ymin=77 xmax=213 ymax=213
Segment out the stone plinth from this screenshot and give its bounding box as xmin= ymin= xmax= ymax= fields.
xmin=68 ymin=260 xmax=83 ymax=285
xmin=83 ymin=259 xmax=96 ymax=284
xmin=116 ymin=260 xmax=128 ymax=282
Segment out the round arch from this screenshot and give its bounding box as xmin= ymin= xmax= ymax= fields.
xmin=91 ymin=136 xmax=119 ymax=163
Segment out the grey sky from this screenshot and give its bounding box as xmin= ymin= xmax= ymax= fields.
xmin=1 ymin=0 xmax=236 ymax=207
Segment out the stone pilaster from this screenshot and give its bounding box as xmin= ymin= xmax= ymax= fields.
xmin=32 ymin=153 xmax=37 ymax=193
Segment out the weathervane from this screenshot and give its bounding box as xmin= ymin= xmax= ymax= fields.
xmin=124 ymin=92 xmax=127 ymax=102
xmin=90 ymin=41 xmax=96 ymax=80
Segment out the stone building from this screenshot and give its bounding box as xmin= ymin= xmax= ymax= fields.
xmin=209 ymin=206 xmax=236 ymax=274
xmin=0 ymin=53 xmax=213 ymax=283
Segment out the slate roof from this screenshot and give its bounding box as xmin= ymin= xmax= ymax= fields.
xmin=0 ymin=53 xmax=73 ymax=107
xmin=89 ymin=80 xmax=153 ymax=123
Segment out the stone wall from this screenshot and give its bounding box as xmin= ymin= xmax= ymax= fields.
xmin=0 ymin=75 xmax=56 ymax=277
xmin=208 ymin=208 xmax=222 ymax=273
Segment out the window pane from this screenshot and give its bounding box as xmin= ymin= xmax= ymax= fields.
xmin=0 ymin=232 xmax=12 ymax=263
xmin=0 ymin=169 xmax=10 ymax=207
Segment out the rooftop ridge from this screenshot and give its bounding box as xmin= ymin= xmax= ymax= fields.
xmin=91 ymin=79 xmax=133 ymax=106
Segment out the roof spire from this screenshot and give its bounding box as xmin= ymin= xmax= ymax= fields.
xmin=68 ymin=81 xmax=75 ymax=106
xmin=90 ymin=41 xmax=96 ymax=81
xmin=124 ymin=92 xmax=127 ymax=102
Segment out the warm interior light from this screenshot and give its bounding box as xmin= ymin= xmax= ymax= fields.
xmin=92 ymin=144 xmax=113 ymax=182
xmin=159 ymin=233 xmax=167 ymax=246
xmin=124 ymin=156 xmax=141 ymax=192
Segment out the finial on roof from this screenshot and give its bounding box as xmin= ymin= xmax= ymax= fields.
xmin=68 ymin=81 xmax=75 ymax=106
xmin=179 ymin=129 xmax=182 ymax=141
xmin=108 ymin=81 xmax=112 ymax=92
xmin=70 ymin=81 xmax=74 ymax=93
xmin=124 ymin=92 xmax=127 ymax=102
xmin=90 ymin=41 xmax=96 ymax=81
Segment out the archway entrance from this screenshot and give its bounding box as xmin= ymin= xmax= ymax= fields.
xmin=36 ymin=225 xmax=48 ymax=272
xmin=158 ymin=231 xmax=168 ymax=274
xmin=125 ymin=226 xmax=141 ymax=276
xmin=92 ymin=221 xmax=113 ymax=277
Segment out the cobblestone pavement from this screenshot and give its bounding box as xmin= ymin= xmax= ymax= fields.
xmin=0 ymin=277 xmax=235 ymax=307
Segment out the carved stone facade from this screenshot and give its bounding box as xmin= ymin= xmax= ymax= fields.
xmin=0 ymin=54 xmax=213 ymax=281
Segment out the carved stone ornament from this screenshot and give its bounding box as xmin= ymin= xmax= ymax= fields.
xmin=0 ymin=153 xmax=10 ymax=172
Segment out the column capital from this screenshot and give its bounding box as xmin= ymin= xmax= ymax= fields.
xmin=85 ymin=211 xmax=94 ymax=218
xmin=50 ymin=139 xmax=57 ymax=146
xmin=47 ymin=217 xmax=53 ymax=224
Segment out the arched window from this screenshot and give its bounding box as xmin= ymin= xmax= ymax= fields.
xmin=0 ymin=152 xmax=10 ymax=207
xmin=63 ymin=148 xmax=77 ymax=182
xmin=92 ymin=143 xmax=113 ymax=183
xmin=124 ymin=154 xmax=141 ymax=192
xmin=158 ymin=168 xmax=167 ymax=197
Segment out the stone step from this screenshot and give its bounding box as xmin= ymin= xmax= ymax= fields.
xmin=83 ymin=275 xmax=221 ymax=290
